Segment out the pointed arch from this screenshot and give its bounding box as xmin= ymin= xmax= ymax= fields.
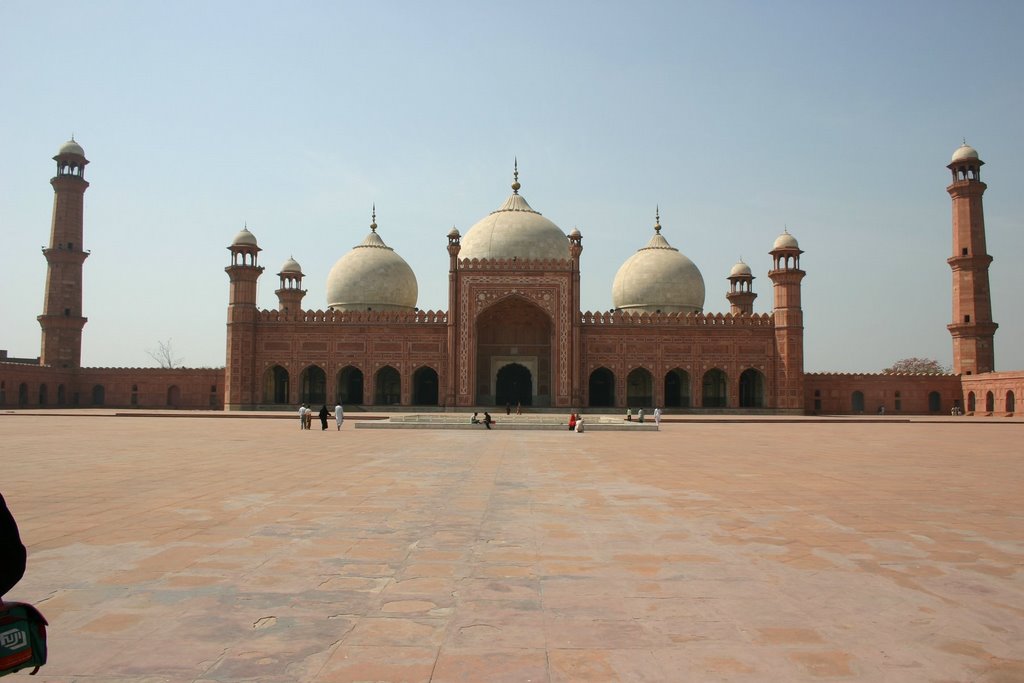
xmin=626 ymin=367 xmax=653 ymax=408
xmin=588 ymin=367 xmax=615 ymax=407
xmin=300 ymin=365 xmax=327 ymax=405
xmin=702 ymin=369 xmax=727 ymax=408
xmin=263 ymin=365 xmax=290 ymax=404
xmin=739 ymin=368 xmax=765 ymax=408
xmin=664 ymin=368 xmax=690 ymax=408
xmin=413 ymin=366 xmax=439 ymax=406
xmin=337 ymin=365 xmax=364 ymax=405
xmin=375 ymin=366 xmax=401 ymax=405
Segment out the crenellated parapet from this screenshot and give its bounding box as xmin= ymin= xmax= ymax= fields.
xmin=458 ymin=257 xmax=573 ymax=271
xmin=579 ymin=310 xmax=773 ymax=326
xmin=257 ymin=308 xmax=448 ymax=324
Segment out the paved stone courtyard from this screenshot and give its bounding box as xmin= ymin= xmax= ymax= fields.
xmin=1 ymin=413 xmax=1022 ymax=682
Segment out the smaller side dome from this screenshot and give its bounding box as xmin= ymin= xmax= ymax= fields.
xmin=730 ymin=260 xmax=752 ymax=277
xmin=773 ymin=230 xmax=799 ymax=250
xmin=280 ymin=256 xmax=302 ymax=273
xmin=951 ymin=143 xmax=980 ymax=163
xmin=447 ymin=227 xmax=461 ymax=239
xmin=58 ymin=138 xmax=85 ymax=157
xmin=232 ymin=226 xmax=258 ymax=247
xmin=569 ymin=227 xmax=582 ymax=239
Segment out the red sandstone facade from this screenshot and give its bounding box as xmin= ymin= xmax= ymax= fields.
xmin=1 ymin=141 xmax=1020 ymax=415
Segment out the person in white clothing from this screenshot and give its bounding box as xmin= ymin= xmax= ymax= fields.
xmin=575 ymin=416 xmax=584 ymax=433
xmin=335 ymin=403 xmax=344 ymax=430
xmin=298 ymin=405 xmax=307 ymax=430
xmin=653 ymin=407 xmax=662 ymax=426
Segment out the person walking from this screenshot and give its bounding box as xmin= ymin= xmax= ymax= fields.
xmin=0 ymin=493 xmax=27 ymax=602
xmin=335 ymin=402 xmax=344 ymax=430
xmin=638 ymin=408 xmax=645 ymax=423
xmin=575 ymin=416 xmax=585 ymax=433
xmin=318 ymin=405 xmax=329 ymax=431
xmin=654 ymin=406 xmax=662 ymax=426
xmin=483 ymin=412 xmax=493 ymax=430
xmin=568 ymin=412 xmax=577 ymax=431
xmin=298 ymin=404 xmax=307 ymax=430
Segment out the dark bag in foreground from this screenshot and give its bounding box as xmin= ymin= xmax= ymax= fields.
xmin=0 ymin=602 xmax=47 ymax=676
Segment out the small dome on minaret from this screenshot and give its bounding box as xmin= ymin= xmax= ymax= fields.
xmin=232 ymin=226 xmax=259 ymax=247
xmin=729 ymin=260 xmax=752 ymax=277
xmin=951 ymin=143 xmax=980 ymax=163
xmin=57 ymin=138 xmax=86 ymax=157
xmin=279 ymin=256 xmax=302 ymax=274
xmin=773 ymin=229 xmax=799 ymax=251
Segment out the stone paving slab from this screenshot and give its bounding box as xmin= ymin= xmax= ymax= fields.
xmin=0 ymin=413 xmax=1022 ymax=682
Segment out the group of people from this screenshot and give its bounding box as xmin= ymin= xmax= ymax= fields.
xmin=625 ymin=407 xmax=662 ymax=425
xmin=298 ymin=403 xmax=344 ymax=431
xmin=471 ymin=412 xmax=495 ymax=429
xmin=567 ymin=412 xmax=585 ymax=432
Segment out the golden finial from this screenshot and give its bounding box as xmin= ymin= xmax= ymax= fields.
xmin=511 ymin=157 xmax=520 ymax=194
xmin=370 ymin=204 xmax=377 ymax=232
xmin=654 ymin=205 xmax=661 ymax=233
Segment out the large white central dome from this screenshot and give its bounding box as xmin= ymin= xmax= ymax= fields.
xmin=458 ymin=168 xmax=570 ymax=262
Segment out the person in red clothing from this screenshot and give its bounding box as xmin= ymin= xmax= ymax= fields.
xmin=0 ymin=493 xmax=27 ymax=602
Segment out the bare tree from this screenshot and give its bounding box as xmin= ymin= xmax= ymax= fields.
xmin=883 ymin=357 xmax=950 ymax=374
xmin=147 ymin=339 xmax=184 ymax=369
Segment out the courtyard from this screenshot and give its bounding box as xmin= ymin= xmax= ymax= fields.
xmin=1 ymin=412 xmax=1022 ymax=682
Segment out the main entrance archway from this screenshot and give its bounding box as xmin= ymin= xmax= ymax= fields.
xmin=496 ymin=363 xmax=533 ymax=407
xmin=475 ymin=296 xmax=552 ymax=406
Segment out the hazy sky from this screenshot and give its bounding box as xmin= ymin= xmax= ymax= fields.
xmin=2 ymin=1 xmax=1022 ymax=372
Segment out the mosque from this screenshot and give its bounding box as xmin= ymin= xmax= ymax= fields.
xmin=0 ymin=140 xmax=1019 ymax=415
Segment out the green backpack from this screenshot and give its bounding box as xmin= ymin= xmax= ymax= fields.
xmin=0 ymin=602 xmax=47 ymax=677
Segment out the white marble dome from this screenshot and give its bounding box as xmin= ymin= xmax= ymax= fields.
xmin=231 ymin=226 xmax=258 ymax=247
xmin=951 ymin=143 xmax=980 ymax=163
xmin=730 ymin=260 xmax=752 ymax=277
xmin=612 ymin=218 xmax=705 ymax=314
xmin=773 ymin=230 xmax=799 ymax=250
xmin=326 ymin=219 xmax=417 ymax=312
xmin=459 ymin=172 xmax=569 ymax=262
xmin=58 ymin=139 xmax=85 ymax=157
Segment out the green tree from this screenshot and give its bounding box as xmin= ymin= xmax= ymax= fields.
xmin=883 ymin=357 xmax=950 ymax=374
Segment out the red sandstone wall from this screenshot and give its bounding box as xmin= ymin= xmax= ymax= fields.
xmin=804 ymin=373 xmax=962 ymax=415
xmin=0 ymin=363 xmax=224 ymax=409
xmin=960 ymin=371 xmax=1023 ymax=416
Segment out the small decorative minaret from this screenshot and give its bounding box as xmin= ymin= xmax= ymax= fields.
xmin=768 ymin=229 xmax=805 ymax=411
xmin=726 ymin=259 xmax=756 ymax=315
xmin=38 ymin=138 xmax=90 ymax=368
xmin=568 ymin=225 xmax=584 ymax=406
xmin=445 ymin=225 xmax=461 ymax=407
xmin=947 ymin=142 xmax=997 ymax=375
xmin=275 ymin=256 xmax=306 ymax=313
xmin=224 ymin=225 xmax=264 ymax=410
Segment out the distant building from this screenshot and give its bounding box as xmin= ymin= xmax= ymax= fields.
xmin=0 ymin=141 xmax=1018 ymax=415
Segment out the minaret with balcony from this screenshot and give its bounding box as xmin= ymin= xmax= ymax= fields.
xmin=768 ymin=230 xmax=805 ymax=411
xmin=38 ymin=139 xmax=90 ymax=368
xmin=946 ymin=143 xmax=997 ymax=375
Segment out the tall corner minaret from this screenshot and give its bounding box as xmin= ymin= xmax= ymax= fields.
xmin=224 ymin=225 xmax=264 ymax=410
xmin=768 ymin=230 xmax=805 ymax=410
xmin=275 ymin=256 xmax=306 ymax=313
xmin=38 ymin=138 xmax=90 ymax=368
xmin=726 ymin=259 xmax=757 ymax=315
xmin=946 ymin=142 xmax=997 ymax=375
